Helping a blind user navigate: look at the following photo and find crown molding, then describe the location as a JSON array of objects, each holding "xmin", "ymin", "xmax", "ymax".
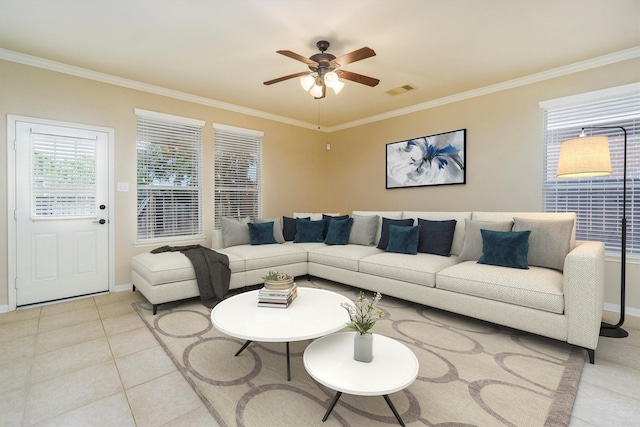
[
  {"xmin": 327, "ymin": 46, "xmax": 640, "ymax": 132},
  {"xmin": 2, "ymin": 46, "xmax": 638, "ymax": 133}
]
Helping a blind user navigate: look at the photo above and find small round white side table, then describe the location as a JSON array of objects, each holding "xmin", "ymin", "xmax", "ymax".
[{"xmin": 304, "ymin": 332, "xmax": 419, "ymax": 426}]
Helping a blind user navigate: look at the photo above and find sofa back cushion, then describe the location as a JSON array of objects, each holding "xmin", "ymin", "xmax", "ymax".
[
  {"xmin": 472, "ymin": 212, "xmax": 577, "ymax": 249},
  {"xmin": 353, "ymin": 211, "xmax": 402, "ymax": 245},
  {"xmin": 403, "ymin": 211, "xmax": 472, "ymax": 256}
]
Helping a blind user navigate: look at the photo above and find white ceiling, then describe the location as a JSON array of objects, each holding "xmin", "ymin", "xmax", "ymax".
[{"xmin": 0, "ymin": 0, "xmax": 639, "ymax": 129}]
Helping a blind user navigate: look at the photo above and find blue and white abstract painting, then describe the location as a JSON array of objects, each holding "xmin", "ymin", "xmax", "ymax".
[{"xmin": 386, "ymin": 129, "xmax": 466, "ymax": 188}]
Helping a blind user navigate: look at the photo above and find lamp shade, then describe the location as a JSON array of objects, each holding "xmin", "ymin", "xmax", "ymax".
[
  {"xmin": 300, "ymin": 75, "xmax": 315, "ymax": 91},
  {"xmin": 557, "ymin": 135, "xmax": 612, "ymax": 178},
  {"xmin": 309, "ymin": 83, "xmax": 323, "ymax": 98}
]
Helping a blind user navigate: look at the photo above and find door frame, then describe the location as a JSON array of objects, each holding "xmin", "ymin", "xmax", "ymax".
[{"xmin": 6, "ymin": 115, "xmax": 115, "ymax": 311}]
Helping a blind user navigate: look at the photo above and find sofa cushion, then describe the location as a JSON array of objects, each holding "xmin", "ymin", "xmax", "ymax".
[
  {"xmin": 403, "ymin": 211, "xmax": 471, "ymax": 256},
  {"xmin": 219, "ymin": 244, "xmax": 307, "ymax": 271},
  {"xmin": 308, "ymin": 244, "xmax": 382, "ymax": 272},
  {"xmin": 353, "ymin": 211, "xmax": 402, "ymax": 245},
  {"xmin": 254, "ymin": 217, "xmax": 285, "ymax": 243},
  {"xmin": 458, "ymin": 219, "xmax": 514, "ymax": 261},
  {"xmin": 348, "ymin": 214, "xmax": 379, "ymax": 246},
  {"xmin": 283, "ymin": 216, "xmax": 309, "ymax": 241},
  {"xmin": 359, "ymin": 252, "xmax": 460, "ymax": 287},
  {"xmin": 386, "ymin": 225, "xmax": 420, "ymax": 255},
  {"xmin": 248, "ymin": 222, "xmax": 278, "ymax": 245},
  {"xmin": 417, "ymin": 219, "xmax": 457, "ymax": 256},
  {"xmin": 294, "ymin": 218, "xmax": 325, "ymax": 243},
  {"xmin": 324, "ymin": 217, "xmax": 353, "ymax": 245},
  {"xmin": 513, "ymin": 217, "xmax": 574, "ymax": 272},
  {"xmin": 220, "ymin": 216, "xmax": 251, "ymax": 248},
  {"xmin": 131, "ymin": 250, "xmax": 244, "ymax": 285},
  {"xmin": 478, "ymin": 229, "xmax": 530, "ymax": 269},
  {"xmin": 436, "ymin": 261, "xmax": 564, "ymax": 314},
  {"xmin": 323, "ymin": 214, "xmax": 350, "ymax": 238},
  {"xmin": 377, "ymin": 218, "xmax": 414, "ymax": 250}
]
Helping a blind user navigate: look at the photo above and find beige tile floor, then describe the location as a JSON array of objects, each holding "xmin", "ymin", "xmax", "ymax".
[{"xmin": 0, "ymin": 289, "xmax": 638, "ymax": 426}]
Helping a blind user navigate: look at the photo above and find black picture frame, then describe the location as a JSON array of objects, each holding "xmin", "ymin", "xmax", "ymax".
[{"xmin": 385, "ymin": 128, "xmax": 466, "ymax": 189}]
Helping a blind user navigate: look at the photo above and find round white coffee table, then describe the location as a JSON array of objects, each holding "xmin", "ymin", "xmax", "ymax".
[
  {"xmin": 211, "ymin": 287, "xmax": 350, "ymax": 380},
  {"xmin": 303, "ymin": 332, "xmax": 419, "ymax": 426}
]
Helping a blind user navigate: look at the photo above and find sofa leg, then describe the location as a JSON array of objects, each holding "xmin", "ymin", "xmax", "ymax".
[
  {"xmin": 153, "ymin": 304, "xmax": 158, "ymax": 315},
  {"xmin": 586, "ymin": 348, "xmax": 595, "ymax": 364},
  {"xmin": 132, "ymin": 284, "xmax": 136, "ymax": 292},
  {"xmin": 307, "ymin": 274, "xmax": 312, "ymax": 281}
]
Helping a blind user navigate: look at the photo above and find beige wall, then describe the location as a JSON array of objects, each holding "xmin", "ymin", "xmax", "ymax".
[
  {"xmin": 326, "ymin": 58, "xmax": 640, "ymax": 314},
  {"xmin": 1, "ymin": 57, "xmax": 639, "ymax": 315},
  {"xmin": 0, "ymin": 60, "xmax": 328, "ymax": 306}
]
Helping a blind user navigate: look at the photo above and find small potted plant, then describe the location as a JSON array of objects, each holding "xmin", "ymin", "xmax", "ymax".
[
  {"xmin": 340, "ymin": 291, "xmax": 383, "ymax": 362},
  {"xmin": 262, "ymin": 271, "xmax": 294, "ymax": 290}
]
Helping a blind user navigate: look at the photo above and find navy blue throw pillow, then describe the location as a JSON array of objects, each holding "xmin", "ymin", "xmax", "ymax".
[
  {"xmin": 324, "ymin": 217, "xmax": 354, "ymax": 245},
  {"xmin": 294, "ymin": 218, "xmax": 325, "ymax": 243},
  {"xmin": 478, "ymin": 229, "xmax": 531, "ymax": 269},
  {"xmin": 322, "ymin": 214, "xmax": 350, "ymax": 238},
  {"xmin": 283, "ymin": 216, "xmax": 309, "ymax": 241},
  {"xmin": 248, "ymin": 222, "xmax": 277, "ymax": 245},
  {"xmin": 377, "ymin": 218, "xmax": 414, "ymax": 250},
  {"xmin": 417, "ymin": 219, "xmax": 457, "ymax": 256},
  {"xmin": 385, "ymin": 225, "xmax": 420, "ymax": 255}
]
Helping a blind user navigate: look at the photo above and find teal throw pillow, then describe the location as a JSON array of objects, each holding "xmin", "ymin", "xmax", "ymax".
[
  {"xmin": 294, "ymin": 218, "xmax": 325, "ymax": 243},
  {"xmin": 377, "ymin": 217, "xmax": 414, "ymax": 250},
  {"xmin": 478, "ymin": 229, "xmax": 531, "ymax": 269},
  {"xmin": 322, "ymin": 214, "xmax": 350, "ymax": 238},
  {"xmin": 385, "ymin": 225, "xmax": 420, "ymax": 255},
  {"xmin": 324, "ymin": 217, "xmax": 354, "ymax": 245},
  {"xmin": 248, "ymin": 222, "xmax": 277, "ymax": 245}
]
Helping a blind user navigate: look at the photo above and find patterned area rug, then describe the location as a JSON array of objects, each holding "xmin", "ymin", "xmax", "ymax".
[{"xmin": 133, "ymin": 279, "xmax": 584, "ymax": 426}]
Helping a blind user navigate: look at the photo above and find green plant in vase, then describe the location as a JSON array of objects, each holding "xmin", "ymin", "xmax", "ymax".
[{"xmin": 340, "ymin": 291, "xmax": 383, "ymax": 335}]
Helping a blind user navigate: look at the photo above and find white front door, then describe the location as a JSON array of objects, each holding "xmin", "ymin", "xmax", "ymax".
[{"xmin": 14, "ymin": 120, "xmax": 110, "ymax": 306}]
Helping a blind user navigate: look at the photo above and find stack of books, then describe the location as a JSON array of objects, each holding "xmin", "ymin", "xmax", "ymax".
[{"xmin": 258, "ymin": 283, "xmax": 298, "ymax": 308}]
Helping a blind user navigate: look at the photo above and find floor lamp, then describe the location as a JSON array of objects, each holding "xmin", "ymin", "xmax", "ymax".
[{"xmin": 557, "ymin": 126, "xmax": 628, "ymax": 338}]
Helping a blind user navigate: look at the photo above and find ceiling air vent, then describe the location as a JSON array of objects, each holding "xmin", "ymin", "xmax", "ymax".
[{"xmin": 385, "ymin": 84, "xmax": 416, "ymax": 96}]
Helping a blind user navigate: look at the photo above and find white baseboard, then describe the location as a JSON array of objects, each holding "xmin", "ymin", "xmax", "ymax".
[
  {"xmin": 0, "ymin": 304, "xmax": 9, "ymax": 314},
  {"xmin": 603, "ymin": 303, "xmax": 640, "ymax": 318},
  {"xmin": 114, "ymin": 283, "xmax": 134, "ymax": 292}
]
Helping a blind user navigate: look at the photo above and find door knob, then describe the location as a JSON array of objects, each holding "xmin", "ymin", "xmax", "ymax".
[{"xmin": 93, "ymin": 219, "xmax": 106, "ymax": 224}]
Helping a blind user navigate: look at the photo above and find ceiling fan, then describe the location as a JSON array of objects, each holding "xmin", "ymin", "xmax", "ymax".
[{"xmin": 263, "ymin": 40, "xmax": 380, "ymax": 99}]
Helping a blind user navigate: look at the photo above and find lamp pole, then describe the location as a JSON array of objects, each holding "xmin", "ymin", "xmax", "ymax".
[{"xmin": 583, "ymin": 126, "xmax": 628, "ymax": 338}]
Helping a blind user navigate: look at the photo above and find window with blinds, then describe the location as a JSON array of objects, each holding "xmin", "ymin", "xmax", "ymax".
[
  {"xmin": 31, "ymin": 133, "xmax": 97, "ymax": 218},
  {"xmin": 541, "ymin": 84, "xmax": 639, "ymax": 256},
  {"xmin": 213, "ymin": 124, "xmax": 263, "ymax": 229},
  {"xmin": 136, "ymin": 109, "xmax": 204, "ymax": 241}
]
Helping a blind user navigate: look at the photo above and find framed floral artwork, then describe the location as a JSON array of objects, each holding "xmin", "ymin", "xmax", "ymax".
[{"xmin": 386, "ymin": 128, "xmax": 466, "ymax": 189}]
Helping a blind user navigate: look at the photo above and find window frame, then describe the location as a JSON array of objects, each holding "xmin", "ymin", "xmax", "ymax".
[{"xmin": 135, "ymin": 109, "xmax": 205, "ymax": 243}]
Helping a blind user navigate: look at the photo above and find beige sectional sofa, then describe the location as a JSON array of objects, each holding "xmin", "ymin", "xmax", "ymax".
[{"xmin": 130, "ymin": 210, "xmax": 605, "ymax": 363}]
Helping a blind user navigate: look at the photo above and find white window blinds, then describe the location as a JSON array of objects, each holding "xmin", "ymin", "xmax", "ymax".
[
  {"xmin": 31, "ymin": 133, "xmax": 97, "ymax": 218},
  {"xmin": 541, "ymin": 86, "xmax": 640, "ymax": 256},
  {"xmin": 213, "ymin": 124, "xmax": 263, "ymax": 229},
  {"xmin": 136, "ymin": 110, "xmax": 204, "ymax": 241}
]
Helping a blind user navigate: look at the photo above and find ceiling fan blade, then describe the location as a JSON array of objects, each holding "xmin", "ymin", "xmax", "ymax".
[
  {"xmin": 331, "ymin": 47, "xmax": 376, "ymax": 67},
  {"xmin": 263, "ymin": 71, "xmax": 312, "ymax": 85},
  {"xmin": 337, "ymin": 70, "xmax": 380, "ymax": 87},
  {"xmin": 277, "ymin": 50, "xmax": 318, "ymax": 66}
]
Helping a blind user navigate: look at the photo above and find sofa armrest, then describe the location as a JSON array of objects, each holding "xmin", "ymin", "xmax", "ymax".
[
  {"xmin": 212, "ymin": 229, "xmax": 224, "ymax": 250},
  {"xmin": 563, "ymin": 240, "xmax": 605, "ymax": 350}
]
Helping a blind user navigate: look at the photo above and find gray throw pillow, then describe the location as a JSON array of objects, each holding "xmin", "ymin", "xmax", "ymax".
[
  {"xmin": 349, "ymin": 214, "xmax": 380, "ymax": 246},
  {"xmin": 220, "ymin": 217, "xmax": 250, "ymax": 248},
  {"xmin": 254, "ymin": 217, "xmax": 285, "ymax": 243},
  {"xmin": 513, "ymin": 217, "xmax": 574, "ymax": 271},
  {"xmin": 458, "ymin": 219, "xmax": 513, "ymax": 261}
]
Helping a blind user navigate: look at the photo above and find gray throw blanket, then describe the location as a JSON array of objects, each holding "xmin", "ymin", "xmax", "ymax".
[{"xmin": 151, "ymin": 245, "xmax": 230, "ymax": 308}]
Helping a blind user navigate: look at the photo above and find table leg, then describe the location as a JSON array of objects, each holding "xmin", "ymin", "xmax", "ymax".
[
  {"xmin": 234, "ymin": 340, "xmax": 252, "ymax": 356},
  {"xmin": 322, "ymin": 391, "xmax": 343, "ymax": 422},
  {"xmin": 286, "ymin": 342, "xmax": 291, "ymax": 381},
  {"xmin": 383, "ymin": 394, "xmax": 405, "ymax": 426}
]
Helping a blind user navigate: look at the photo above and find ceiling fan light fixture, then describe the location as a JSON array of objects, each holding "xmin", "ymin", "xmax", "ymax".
[
  {"xmin": 310, "ymin": 83, "xmax": 324, "ymax": 98},
  {"xmin": 331, "ymin": 79, "xmax": 345, "ymax": 95},
  {"xmin": 300, "ymin": 75, "xmax": 315, "ymax": 91},
  {"xmin": 324, "ymin": 71, "xmax": 339, "ymax": 88}
]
